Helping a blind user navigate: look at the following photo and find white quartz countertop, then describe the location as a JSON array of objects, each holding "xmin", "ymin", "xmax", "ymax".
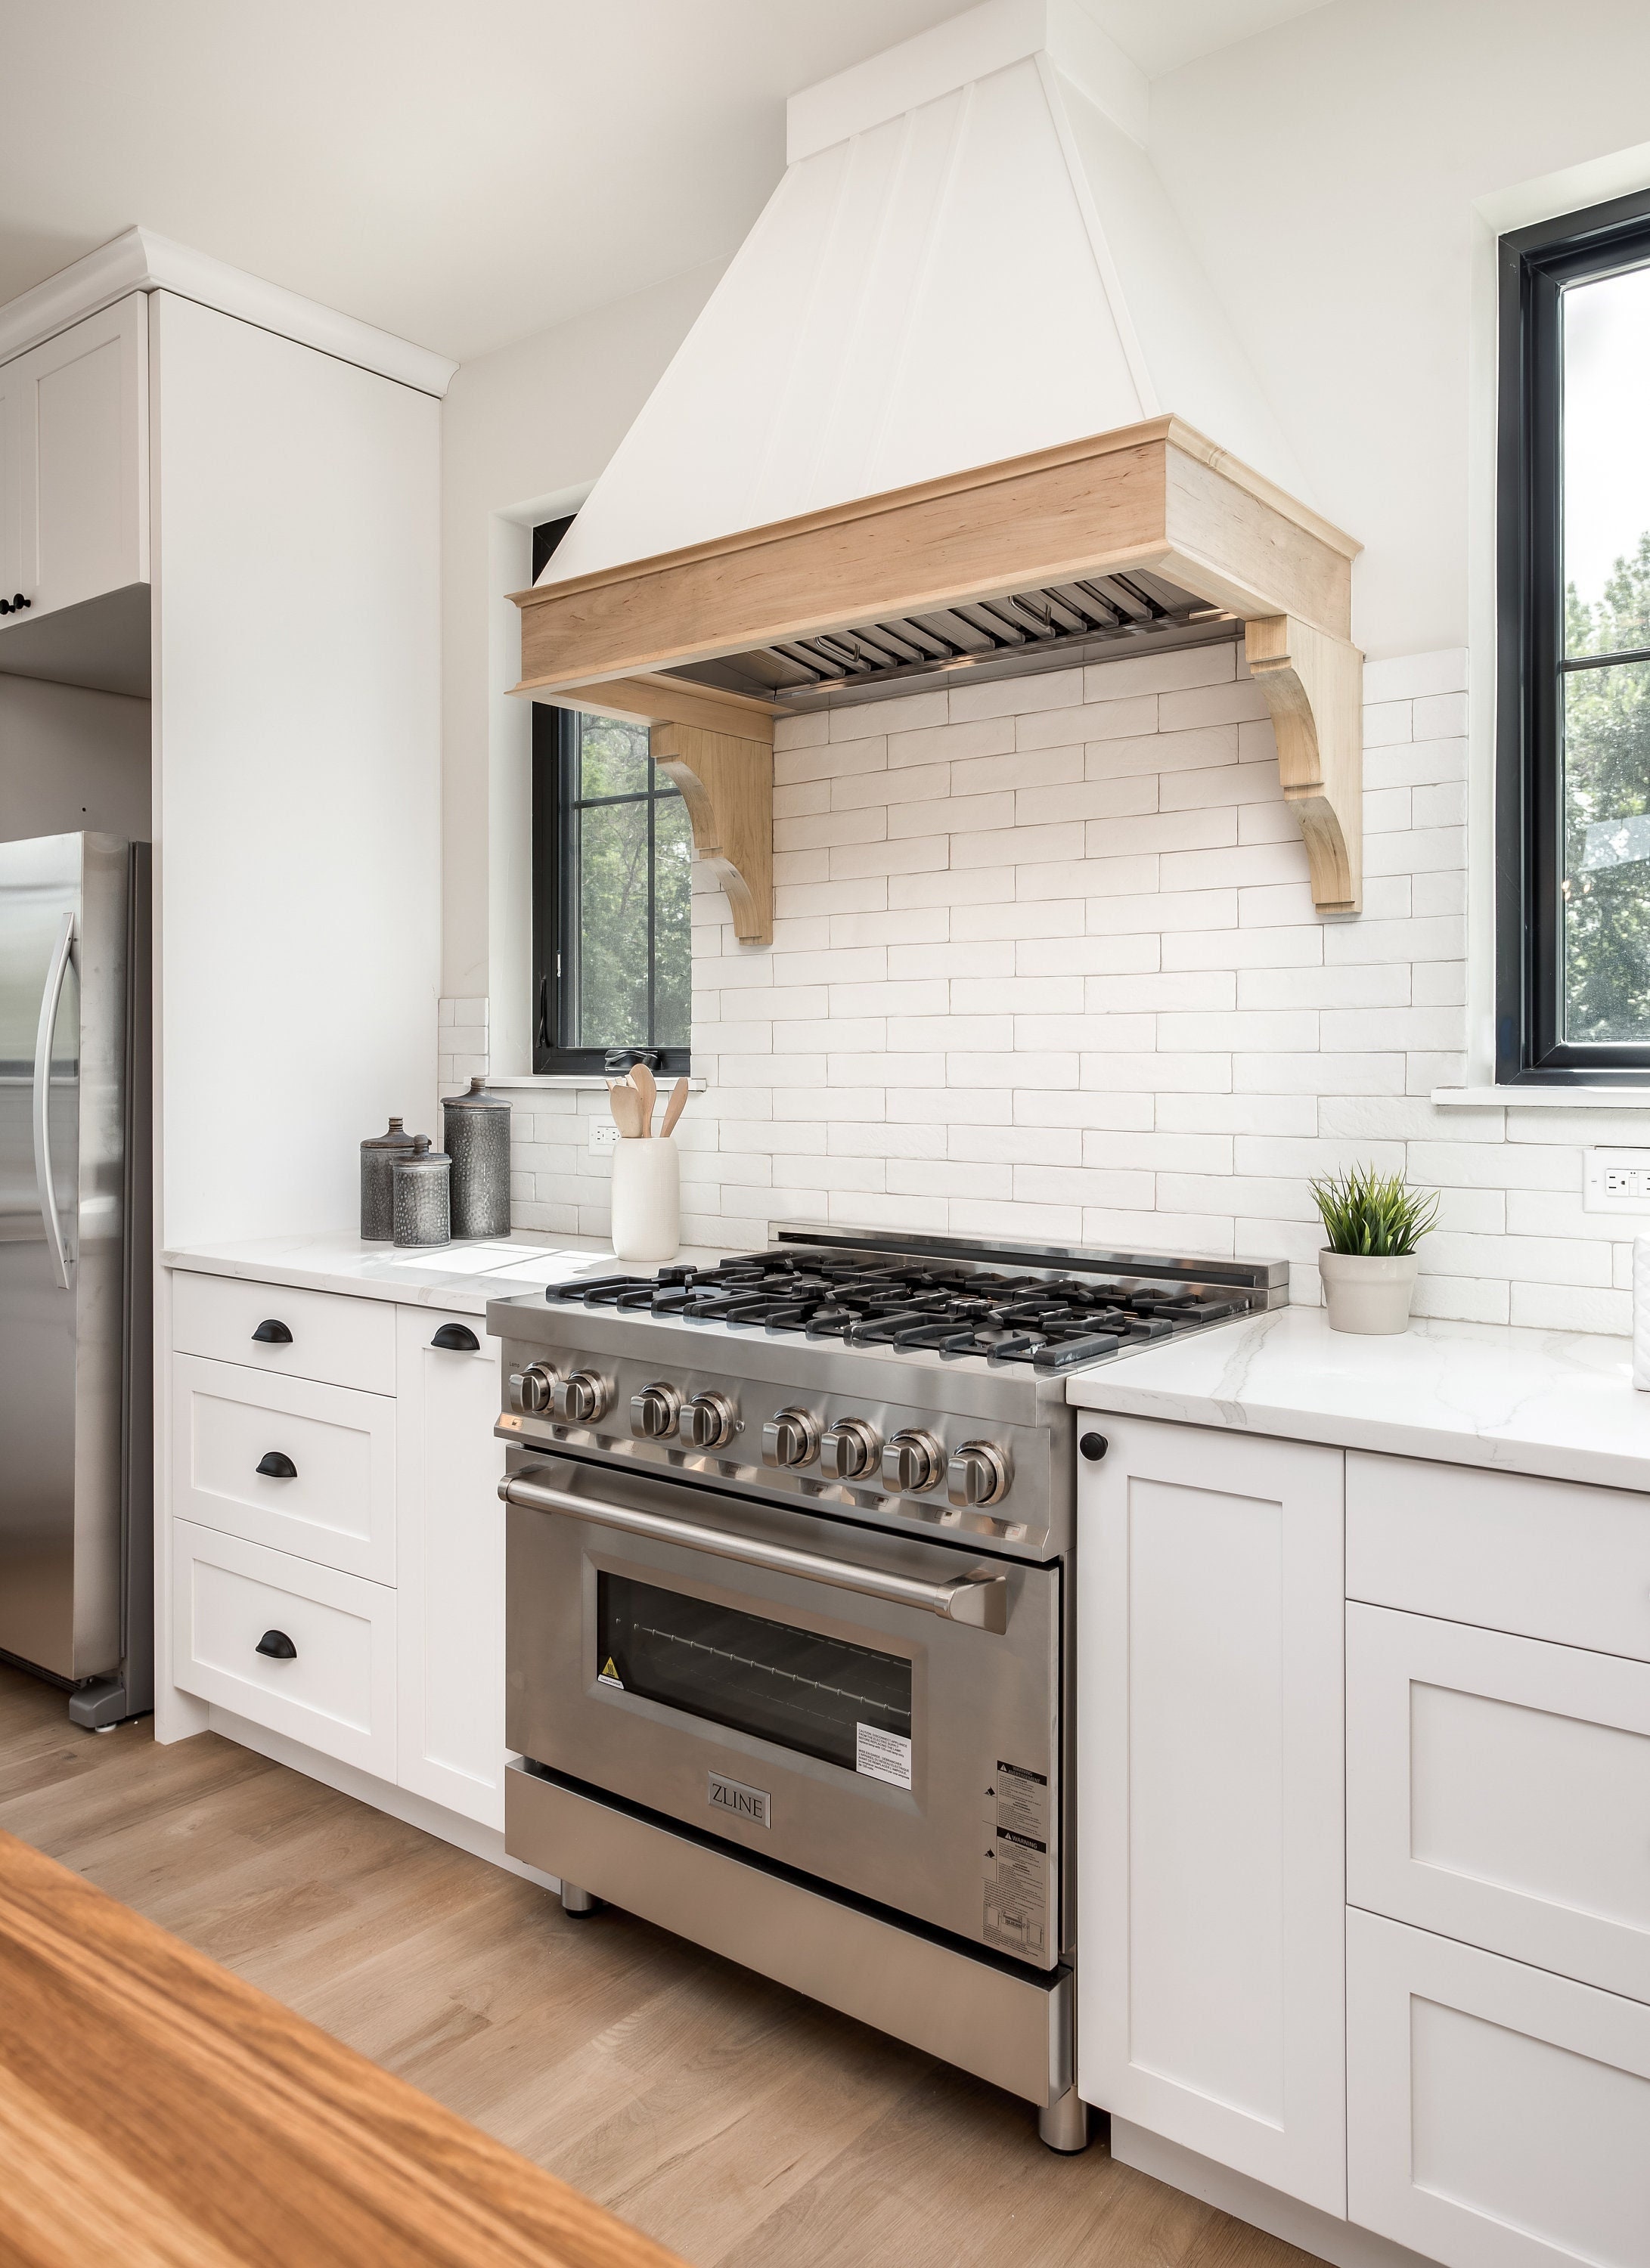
[
  {"xmin": 163, "ymin": 1232, "xmax": 736, "ymax": 1320},
  {"xmin": 1067, "ymin": 1304, "xmax": 1650, "ymax": 1493}
]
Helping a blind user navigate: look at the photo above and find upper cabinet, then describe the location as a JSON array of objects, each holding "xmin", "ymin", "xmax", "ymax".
[{"xmin": 0, "ymin": 291, "xmax": 148, "ymax": 631}]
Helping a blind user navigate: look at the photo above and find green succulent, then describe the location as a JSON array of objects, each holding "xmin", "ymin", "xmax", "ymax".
[{"xmin": 1309, "ymin": 1164, "xmax": 1439, "ymax": 1257}]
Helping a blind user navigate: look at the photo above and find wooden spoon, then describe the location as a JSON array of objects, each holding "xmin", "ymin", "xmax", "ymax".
[
  {"xmin": 659, "ymin": 1078, "xmax": 689, "ymax": 1139},
  {"xmin": 608, "ymin": 1081, "xmax": 643, "ymax": 1139},
  {"xmin": 631, "ymin": 1061, "xmax": 657, "ymax": 1135}
]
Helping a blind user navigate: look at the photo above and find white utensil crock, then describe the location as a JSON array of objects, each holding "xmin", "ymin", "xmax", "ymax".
[
  {"xmin": 611, "ymin": 1135, "xmax": 680, "ymax": 1263},
  {"xmin": 1318, "ymin": 1249, "xmax": 1419, "ymax": 1335}
]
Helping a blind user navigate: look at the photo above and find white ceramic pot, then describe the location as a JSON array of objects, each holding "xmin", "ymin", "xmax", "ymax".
[
  {"xmin": 1318, "ymin": 1249, "xmax": 1419, "ymax": 1335},
  {"xmin": 611, "ymin": 1135, "xmax": 681, "ymax": 1263}
]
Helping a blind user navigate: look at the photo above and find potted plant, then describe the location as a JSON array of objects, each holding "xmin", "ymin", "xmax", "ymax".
[{"xmin": 1308, "ymin": 1164, "xmax": 1439, "ymax": 1335}]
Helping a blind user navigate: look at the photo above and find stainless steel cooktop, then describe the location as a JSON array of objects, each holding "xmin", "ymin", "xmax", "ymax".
[{"xmin": 492, "ymin": 1223, "xmax": 1288, "ymax": 1563}]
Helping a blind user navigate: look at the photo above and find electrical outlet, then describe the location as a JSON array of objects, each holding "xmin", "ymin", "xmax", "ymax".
[
  {"xmin": 588, "ymin": 1120, "xmax": 619, "ymax": 1154},
  {"xmin": 1583, "ymin": 1147, "xmax": 1650, "ymax": 1212}
]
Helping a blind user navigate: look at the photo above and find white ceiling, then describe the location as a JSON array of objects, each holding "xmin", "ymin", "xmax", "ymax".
[{"xmin": 0, "ymin": 0, "xmax": 1335, "ymax": 367}]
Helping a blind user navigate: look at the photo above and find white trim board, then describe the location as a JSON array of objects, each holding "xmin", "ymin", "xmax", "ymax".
[
  {"xmin": 1110, "ymin": 2120, "xmax": 1438, "ymax": 2268},
  {"xmin": 0, "ymin": 227, "xmax": 456, "ymax": 397},
  {"xmin": 1433, "ymin": 1086, "xmax": 1650, "ymax": 1111},
  {"xmin": 208, "ymin": 1706, "xmax": 560, "ymax": 1892}
]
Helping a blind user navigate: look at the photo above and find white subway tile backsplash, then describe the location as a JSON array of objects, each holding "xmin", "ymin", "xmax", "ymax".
[
  {"xmin": 495, "ymin": 649, "xmax": 1630, "ymax": 1335},
  {"xmin": 1083, "ymin": 643, "xmax": 1235, "ymax": 701},
  {"xmin": 1362, "ymin": 649, "xmax": 1468, "ymax": 704}
]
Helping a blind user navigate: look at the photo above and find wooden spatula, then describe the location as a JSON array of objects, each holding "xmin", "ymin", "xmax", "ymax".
[
  {"xmin": 608, "ymin": 1081, "xmax": 644, "ymax": 1139},
  {"xmin": 659, "ymin": 1078, "xmax": 689, "ymax": 1139},
  {"xmin": 631, "ymin": 1061, "xmax": 657, "ymax": 1135}
]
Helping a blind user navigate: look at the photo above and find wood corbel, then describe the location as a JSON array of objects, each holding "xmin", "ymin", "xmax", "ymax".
[
  {"xmin": 650, "ymin": 723, "xmax": 773, "ymax": 947},
  {"xmin": 1244, "ymin": 615, "xmax": 1363, "ymax": 916}
]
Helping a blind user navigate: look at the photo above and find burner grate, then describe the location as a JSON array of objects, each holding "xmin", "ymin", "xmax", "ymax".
[{"xmin": 545, "ymin": 1247, "xmax": 1248, "ymax": 1371}]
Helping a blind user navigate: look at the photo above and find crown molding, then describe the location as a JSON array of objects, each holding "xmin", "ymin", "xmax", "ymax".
[{"xmin": 0, "ymin": 227, "xmax": 456, "ymax": 396}]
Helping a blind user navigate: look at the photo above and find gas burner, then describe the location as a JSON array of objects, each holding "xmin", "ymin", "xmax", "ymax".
[{"xmin": 547, "ymin": 1245, "xmax": 1251, "ymax": 1371}]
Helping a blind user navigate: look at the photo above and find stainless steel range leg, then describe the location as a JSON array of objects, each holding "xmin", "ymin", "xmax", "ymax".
[
  {"xmin": 1037, "ymin": 2087, "xmax": 1090, "ymax": 2152},
  {"xmin": 560, "ymin": 1882, "xmax": 600, "ymax": 1917}
]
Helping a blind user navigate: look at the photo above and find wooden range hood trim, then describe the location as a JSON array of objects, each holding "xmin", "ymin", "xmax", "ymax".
[{"xmin": 510, "ymin": 417, "xmax": 1366, "ymax": 928}]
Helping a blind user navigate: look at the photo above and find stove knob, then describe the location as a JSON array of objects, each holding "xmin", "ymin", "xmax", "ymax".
[
  {"xmin": 678, "ymin": 1390, "xmax": 737, "ymax": 1450},
  {"xmin": 551, "ymin": 1370, "xmax": 610, "ymax": 1424},
  {"xmin": 509, "ymin": 1364, "xmax": 557, "ymax": 1415},
  {"xmin": 947, "ymin": 1439, "xmax": 1011, "ymax": 1509},
  {"xmin": 882, "ymin": 1429, "xmax": 944, "ymax": 1495},
  {"xmin": 761, "ymin": 1407, "xmax": 822, "ymax": 1469},
  {"xmin": 630, "ymin": 1381, "xmax": 682, "ymax": 1439},
  {"xmin": 819, "ymin": 1418, "xmax": 880, "ymax": 1482}
]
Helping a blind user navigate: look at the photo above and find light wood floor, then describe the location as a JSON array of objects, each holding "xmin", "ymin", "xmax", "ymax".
[{"xmin": 0, "ymin": 1663, "xmax": 1328, "ymax": 2268}]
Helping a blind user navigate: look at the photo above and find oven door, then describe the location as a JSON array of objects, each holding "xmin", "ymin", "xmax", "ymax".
[{"xmin": 504, "ymin": 1452, "xmax": 1060, "ymax": 1967}]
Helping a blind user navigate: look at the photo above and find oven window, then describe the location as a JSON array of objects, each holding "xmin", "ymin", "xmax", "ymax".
[{"xmin": 596, "ymin": 1573, "xmax": 912, "ymax": 1771}]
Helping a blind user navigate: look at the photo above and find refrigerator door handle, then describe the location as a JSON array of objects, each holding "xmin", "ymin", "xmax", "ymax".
[{"xmin": 33, "ymin": 909, "xmax": 76, "ymax": 1291}]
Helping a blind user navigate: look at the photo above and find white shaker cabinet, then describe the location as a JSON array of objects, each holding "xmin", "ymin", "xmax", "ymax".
[
  {"xmin": 1078, "ymin": 1416, "xmax": 1348, "ymax": 2216},
  {"xmin": 1348, "ymin": 1907, "xmax": 1650, "ymax": 2268},
  {"xmin": 394, "ymin": 1306, "xmax": 507, "ymax": 1829},
  {"xmin": 0, "ymin": 292, "xmax": 147, "ymax": 625}
]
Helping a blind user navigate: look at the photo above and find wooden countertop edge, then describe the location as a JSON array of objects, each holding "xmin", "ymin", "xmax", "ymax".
[{"xmin": 0, "ymin": 1829, "xmax": 686, "ymax": 2268}]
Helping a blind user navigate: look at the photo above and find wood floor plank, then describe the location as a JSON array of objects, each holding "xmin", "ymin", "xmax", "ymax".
[
  {"xmin": 0, "ymin": 1826, "xmax": 683, "ymax": 2268},
  {"xmin": 0, "ymin": 1664, "xmax": 1331, "ymax": 2268}
]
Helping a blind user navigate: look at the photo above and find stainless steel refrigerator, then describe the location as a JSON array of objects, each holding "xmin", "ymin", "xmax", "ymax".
[{"xmin": 0, "ymin": 833, "xmax": 150, "ymax": 1727}]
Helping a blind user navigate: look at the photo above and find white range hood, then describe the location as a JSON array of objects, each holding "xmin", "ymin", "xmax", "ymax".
[
  {"xmin": 540, "ymin": 0, "xmax": 1310, "ymax": 590},
  {"xmin": 513, "ymin": 0, "xmax": 1363, "ymax": 935}
]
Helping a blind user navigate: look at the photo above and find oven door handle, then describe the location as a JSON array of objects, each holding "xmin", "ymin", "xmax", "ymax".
[{"xmin": 499, "ymin": 1470, "xmax": 1008, "ymax": 1632}]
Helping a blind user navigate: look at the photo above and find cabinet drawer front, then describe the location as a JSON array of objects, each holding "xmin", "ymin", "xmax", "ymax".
[
  {"xmin": 172, "ymin": 1520, "xmax": 395, "ymax": 1779},
  {"xmin": 1348, "ymin": 1452, "xmax": 1650, "ymax": 1663},
  {"xmin": 172, "ymin": 1271, "xmax": 396, "ymax": 1396},
  {"xmin": 1348, "ymin": 1606, "xmax": 1650, "ymax": 2005},
  {"xmin": 1348, "ymin": 1910, "xmax": 1650, "ymax": 2268},
  {"xmin": 172, "ymin": 1356, "xmax": 395, "ymax": 1582}
]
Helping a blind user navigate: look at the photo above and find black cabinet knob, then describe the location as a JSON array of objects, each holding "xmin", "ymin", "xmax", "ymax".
[
  {"xmin": 0, "ymin": 593, "xmax": 29, "ymax": 615},
  {"xmin": 430, "ymin": 1322, "xmax": 479, "ymax": 1352},
  {"xmin": 1078, "ymin": 1431, "xmax": 1109, "ymax": 1462},
  {"xmin": 256, "ymin": 1451, "xmax": 297, "ymax": 1479},
  {"xmin": 252, "ymin": 1319, "xmax": 293, "ymax": 1344},
  {"xmin": 255, "ymin": 1629, "xmax": 296, "ymax": 1660}
]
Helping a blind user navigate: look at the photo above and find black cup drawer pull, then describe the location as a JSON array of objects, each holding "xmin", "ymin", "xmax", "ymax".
[
  {"xmin": 255, "ymin": 1630, "xmax": 296, "ymax": 1660},
  {"xmin": 252, "ymin": 1319, "xmax": 293, "ymax": 1344},
  {"xmin": 430, "ymin": 1323, "xmax": 479, "ymax": 1352},
  {"xmin": 256, "ymin": 1451, "xmax": 297, "ymax": 1479}
]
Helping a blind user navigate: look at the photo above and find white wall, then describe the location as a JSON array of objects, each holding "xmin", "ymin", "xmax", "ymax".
[
  {"xmin": 1149, "ymin": 0, "xmax": 1650, "ymax": 662},
  {"xmin": 439, "ymin": 261, "xmax": 725, "ymax": 1055},
  {"xmin": 0, "ymin": 674, "xmax": 150, "ymax": 841}
]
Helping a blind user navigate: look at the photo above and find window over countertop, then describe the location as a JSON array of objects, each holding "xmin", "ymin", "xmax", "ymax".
[
  {"xmin": 1497, "ymin": 187, "xmax": 1650, "ymax": 1083},
  {"xmin": 529, "ymin": 516, "xmax": 691, "ymax": 1079}
]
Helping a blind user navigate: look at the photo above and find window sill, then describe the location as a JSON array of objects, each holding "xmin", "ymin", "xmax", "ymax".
[
  {"xmin": 485, "ymin": 1074, "xmax": 705, "ymax": 1092},
  {"xmin": 1432, "ymin": 1085, "xmax": 1650, "ymax": 1110}
]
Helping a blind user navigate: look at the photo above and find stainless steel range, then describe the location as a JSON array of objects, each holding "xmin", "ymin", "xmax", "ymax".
[{"xmin": 491, "ymin": 1222, "xmax": 1287, "ymax": 2151}]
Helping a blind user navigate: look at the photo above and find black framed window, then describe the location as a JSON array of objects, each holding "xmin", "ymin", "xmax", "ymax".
[
  {"xmin": 529, "ymin": 519, "xmax": 691, "ymax": 1076},
  {"xmin": 1499, "ymin": 187, "xmax": 1650, "ymax": 1082}
]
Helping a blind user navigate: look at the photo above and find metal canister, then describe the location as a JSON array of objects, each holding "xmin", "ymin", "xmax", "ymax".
[
  {"xmin": 360, "ymin": 1116, "xmax": 418, "ymax": 1241},
  {"xmin": 442, "ymin": 1076, "xmax": 512, "ymax": 1239},
  {"xmin": 391, "ymin": 1135, "xmax": 451, "ymax": 1247}
]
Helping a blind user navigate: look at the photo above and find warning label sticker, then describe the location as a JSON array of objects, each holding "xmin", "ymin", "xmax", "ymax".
[
  {"xmin": 597, "ymin": 1656, "xmax": 624, "ymax": 1689},
  {"xmin": 991, "ymin": 1758, "xmax": 1050, "ymax": 1843},
  {"xmin": 855, "ymin": 1721, "xmax": 913, "ymax": 1789},
  {"xmin": 982, "ymin": 1760, "xmax": 1050, "ymax": 1956}
]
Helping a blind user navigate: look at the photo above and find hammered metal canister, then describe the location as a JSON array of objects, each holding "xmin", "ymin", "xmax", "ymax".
[
  {"xmin": 360, "ymin": 1116, "xmax": 418, "ymax": 1241},
  {"xmin": 442, "ymin": 1076, "xmax": 512, "ymax": 1239},
  {"xmin": 391, "ymin": 1135, "xmax": 451, "ymax": 1247}
]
